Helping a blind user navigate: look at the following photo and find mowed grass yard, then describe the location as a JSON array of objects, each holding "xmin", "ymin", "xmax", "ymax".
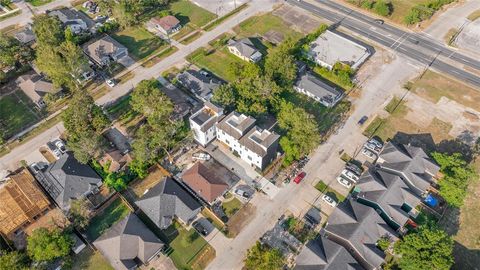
[
  {"xmin": 410, "ymin": 70, "xmax": 480, "ymax": 111},
  {"xmin": 233, "ymin": 13, "xmax": 302, "ymax": 39},
  {"xmin": 187, "ymin": 47, "xmax": 246, "ymax": 82},
  {"xmin": 222, "ymin": 197, "xmax": 243, "ymax": 218},
  {"xmin": 112, "ymin": 26, "xmax": 167, "ymax": 60},
  {"xmin": 72, "ymin": 248, "xmax": 113, "ymax": 270},
  {"xmin": 169, "ymin": 0, "xmax": 216, "ymax": 27},
  {"xmin": 85, "ymin": 198, "xmax": 131, "ymax": 240},
  {"xmin": 164, "ymin": 221, "xmax": 215, "ymax": 270},
  {"xmin": 0, "ymin": 91, "xmax": 40, "ymax": 140}
]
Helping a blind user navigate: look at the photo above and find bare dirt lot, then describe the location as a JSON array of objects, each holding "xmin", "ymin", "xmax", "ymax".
[
  {"xmin": 272, "ymin": 4, "xmax": 326, "ymax": 34},
  {"xmin": 226, "ymin": 203, "xmax": 256, "ymax": 237}
]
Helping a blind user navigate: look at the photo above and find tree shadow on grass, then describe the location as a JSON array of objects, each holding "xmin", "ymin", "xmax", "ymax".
[{"xmin": 452, "ymin": 242, "xmax": 480, "ymax": 270}]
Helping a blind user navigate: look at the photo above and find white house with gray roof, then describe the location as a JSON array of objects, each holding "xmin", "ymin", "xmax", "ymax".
[
  {"xmin": 189, "ymin": 102, "xmax": 223, "ymax": 147},
  {"xmin": 136, "ymin": 178, "xmax": 201, "ymax": 229},
  {"xmin": 35, "ymin": 153, "xmax": 103, "ymax": 210},
  {"xmin": 216, "ymin": 111, "xmax": 279, "ymax": 170},
  {"xmin": 227, "ymin": 38, "xmax": 262, "ymax": 63},
  {"xmin": 48, "ymin": 7, "xmax": 94, "ymax": 34},
  {"xmin": 294, "ymin": 71, "xmax": 344, "ymax": 107}
]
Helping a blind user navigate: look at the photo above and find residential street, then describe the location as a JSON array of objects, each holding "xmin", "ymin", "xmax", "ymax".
[
  {"xmin": 0, "ymin": 0, "xmax": 72, "ymax": 29},
  {"xmin": 206, "ymin": 53, "xmax": 422, "ymax": 270},
  {"xmin": 0, "ymin": 0, "xmax": 277, "ymax": 171}
]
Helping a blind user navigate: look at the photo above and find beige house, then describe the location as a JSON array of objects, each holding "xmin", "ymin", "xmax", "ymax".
[
  {"xmin": 227, "ymin": 38, "xmax": 262, "ymax": 63},
  {"xmin": 16, "ymin": 73, "xmax": 60, "ymax": 107},
  {"xmin": 83, "ymin": 35, "xmax": 128, "ymax": 66}
]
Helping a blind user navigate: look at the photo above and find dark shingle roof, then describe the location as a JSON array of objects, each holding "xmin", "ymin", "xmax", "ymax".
[
  {"xmin": 136, "ymin": 178, "xmax": 201, "ymax": 229},
  {"xmin": 238, "ymin": 126, "xmax": 280, "ymax": 157},
  {"xmin": 38, "ymin": 153, "xmax": 102, "ymax": 209},
  {"xmin": 94, "ymin": 214, "xmax": 164, "ymax": 270},
  {"xmin": 227, "ymin": 38, "xmax": 260, "ymax": 58},
  {"xmin": 177, "ymin": 70, "xmax": 221, "ymax": 100},
  {"xmin": 295, "ymin": 235, "xmax": 365, "ymax": 270},
  {"xmin": 378, "ymin": 142, "xmax": 440, "ymax": 195}
]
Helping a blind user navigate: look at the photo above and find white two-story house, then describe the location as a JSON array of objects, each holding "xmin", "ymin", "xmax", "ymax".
[
  {"xmin": 189, "ymin": 102, "xmax": 223, "ymax": 147},
  {"xmin": 216, "ymin": 112, "xmax": 279, "ymax": 170}
]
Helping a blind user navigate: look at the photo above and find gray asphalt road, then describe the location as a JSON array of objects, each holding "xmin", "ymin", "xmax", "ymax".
[{"xmin": 288, "ymin": 0, "xmax": 480, "ymax": 88}]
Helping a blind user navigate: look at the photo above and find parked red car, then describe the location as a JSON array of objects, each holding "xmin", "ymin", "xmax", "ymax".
[{"xmin": 293, "ymin": 172, "xmax": 306, "ymax": 184}]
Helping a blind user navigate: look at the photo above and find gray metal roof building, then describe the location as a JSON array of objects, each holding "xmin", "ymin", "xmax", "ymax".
[{"xmin": 294, "ymin": 71, "xmax": 344, "ymax": 107}]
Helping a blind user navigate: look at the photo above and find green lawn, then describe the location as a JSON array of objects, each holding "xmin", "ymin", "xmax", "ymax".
[
  {"xmin": 315, "ymin": 181, "xmax": 346, "ymax": 202},
  {"xmin": 112, "ymin": 26, "xmax": 167, "ymax": 60},
  {"xmin": 172, "ymin": 24, "xmax": 197, "ymax": 41},
  {"xmin": 26, "ymin": 0, "xmax": 53, "ymax": 6},
  {"xmin": 165, "ymin": 222, "xmax": 215, "ymax": 270},
  {"xmin": 0, "ymin": 91, "xmax": 39, "ymax": 141},
  {"xmin": 234, "ymin": 13, "xmax": 302, "ymax": 39},
  {"xmin": 72, "ymin": 248, "xmax": 113, "ymax": 270},
  {"xmin": 222, "ymin": 198, "xmax": 243, "ymax": 218},
  {"xmin": 85, "ymin": 198, "xmax": 131, "ymax": 240},
  {"xmin": 169, "ymin": 0, "xmax": 216, "ymax": 27},
  {"xmin": 187, "ymin": 47, "xmax": 246, "ymax": 82}
]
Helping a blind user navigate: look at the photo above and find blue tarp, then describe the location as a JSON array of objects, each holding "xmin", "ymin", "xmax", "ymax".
[{"xmin": 424, "ymin": 194, "xmax": 438, "ymax": 207}]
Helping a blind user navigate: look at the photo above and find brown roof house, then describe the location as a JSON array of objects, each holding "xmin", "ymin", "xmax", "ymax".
[
  {"xmin": 83, "ymin": 35, "xmax": 128, "ymax": 66},
  {"xmin": 150, "ymin": 15, "xmax": 181, "ymax": 35},
  {"xmin": 16, "ymin": 73, "xmax": 61, "ymax": 108},
  {"xmin": 94, "ymin": 213, "xmax": 164, "ymax": 270},
  {"xmin": 0, "ymin": 169, "xmax": 51, "ymax": 241},
  {"xmin": 182, "ymin": 162, "xmax": 229, "ymax": 204},
  {"xmin": 99, "ymin": 150, "xmax": 132, "ymax": 173}
]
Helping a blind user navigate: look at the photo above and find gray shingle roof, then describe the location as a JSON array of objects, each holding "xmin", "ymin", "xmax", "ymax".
[
  {"xmin": 136, "ymin": 178, "xmax": 201, "ymax": 229},
  {"xmin": 378, "ymin": 142, "xmax": 440, "ymax": 195},
  {"xmin": 37, "ymin": 153, "xmax": 102, "ymax": 209},
  {"xmin": 295, "ymin": 235, "xmax": 365, "ymax": 270},
  {"xmin": 238, "ymin": 126, "xmax": 280, "ymax": 157},
  {"xmin": 356, "ymin": 168, "xmax": 422, "ymax": 227},
  {"xmin": 216, "ymin": 111, "xmax": 256, "ymax": 140},
  {"xmin": 176, "ymin": 70, "xmax": 221, "ymax": 100},
  {"xmin": 227, "ymin": 38, "xmax": 260, "ymax": 59},
  {"xmin": 325, "ymin": 199, "xmax": 397, "ymax": 269},
  {"xmin": 294, "ymin": 72, "xmax": 343, "ymax": 105},
  {"xmin": 94, "ymin": 213, "xmax": 164, "ymax": 270}
]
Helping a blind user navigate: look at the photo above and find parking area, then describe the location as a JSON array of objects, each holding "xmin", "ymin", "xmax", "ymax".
[
  {"xmin": 191, "ymin": 0, "xmax": 248, "ymax": 17},
  {"xmin": 271, "ymin": 4, "xmax": 325, "ymax": 34}
]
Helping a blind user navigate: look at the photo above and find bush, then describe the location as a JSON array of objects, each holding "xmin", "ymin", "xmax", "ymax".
[
  {"xmin": 361, "ymin": 0, "xmax": 374, "ymax": 9},
  {"xmin": 373, "ymin": 1, "xmax": 392, "ymax": 16}
]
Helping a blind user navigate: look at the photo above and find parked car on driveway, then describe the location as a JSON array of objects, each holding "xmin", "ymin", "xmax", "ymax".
[
  {"xmin": 341, "ymin": 169, "xmax": 359, "ymax": 182},
  {"xmin": 235, "ymin": 189, "xmax": 250, "ymax": 199},
  {"xmin": 106, "ymin": 79, "xmax": 116, "ymax": 87},
  {"xmin": 345, "ymin": 163, "xmax": 362, "ymax": 176},
  {"xmin": 364, "ymin": 141, "xmax": 381, "ymax": 153},
  {"xmin": 322, "ymin": 194, "xmax": 337, "ymax": 207},
  {"xmin": 337, "ymin": 176, "xmax": 352, "ymax": 188},
  {"xmin": 193, "ymin": 221, "xmax": 209, "ymax": 236},
  {"xmin": 293, "ymin": 171, "xmax": 306, "ymax": 184},
  {"xmin": 358, "ymin": 116, "xmax": 368, "ymax": 125},
  {"xmin": 362, "ymin": 147, "xmax": 378, "ymax": 159},
  {"xmin": 54, "ymin": 139, "xmax": 66, "ymax": 154},
  {"xmin": 193, "ymin": 152, "xmax": 211, "ymax": 161},
  {"xmin": 368, "ymin": 138, "xmax": 383, "ymax": 149}
]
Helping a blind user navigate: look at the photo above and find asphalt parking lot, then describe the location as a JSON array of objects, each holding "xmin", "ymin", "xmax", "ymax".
[{"xmin": 192, "ymin": 0, "xmax": 248, "ymax": 17}]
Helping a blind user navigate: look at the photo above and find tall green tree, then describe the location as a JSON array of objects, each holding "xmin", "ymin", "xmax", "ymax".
[
  {"xmin": 277, "ymin": 101, "xmax": 320, "ymax": 164},
  {"xmin": 62, "ymin": 92, "xmax": 109, "ymax": 163},
  {"xmin": 234, "ymin": 76, "xmax": 281, "ymax": 116},
  {"xmin": 130, "ymin": 79, "xmax": 173, "ymax": 120},
  {"xmin": 244, "ymin": 242, "xmax": 285, "ymax": 270},
  {"xmin": 32, "ymin": 15, "xmax": 64, "ymax": 47},
  {"xmin": 0, "ymin": 251, "xmax": 30, "ymax": 270},
  {"xmin": 264, "ymin": 38, "xmax": 298, "ymax": 88},
  {"xmin": 394, "ymin": 225, "xmax": 454, "ymax": 270},
  {"xmin": 27, "ymin": 228, "xmax": 73, "ymax": 262},
  {"xmin": 68, "ymin": 198, "xmax": 91, "ymax": 229},
  {"xmin": 211, "ymin": 84, "xmax": 237, "ymax": 110},
  {"xmin": 432, "ymin": 152, "xmax": 476, "ymax": 207},
  {"xmin": 0, "ymin": 34, "xmax": 34, "ymax": 69}
]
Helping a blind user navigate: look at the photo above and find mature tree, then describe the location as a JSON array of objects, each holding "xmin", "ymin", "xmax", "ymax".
[
  {"xmin": 264, "ymin": 38, "xmax": 298, "ymax": 88},
  {"xmin": 27, "ymin": 228, "xmax": 73, "ymax": 262},
  {"xmin": 128, "ymin": 158, "xmax": 149, "ymax": 179},
  {"xmin": 244, "ymin": 242, "xmax": 285, "ymax": 270},
  {"xmin": 110, "ymin": 0, "xmax": 144, "ymax": 27},
  {"xmin": 211, "ymin": 84, "xmax": 237, "ymax": 110},
  {"xmin": 432, "ymin": 152, "xmax": 476, "ymax": 207},
  {"xmin": 62, "ymin": 92, "xmax": 110, "ymax": 163},
  {"xmin": 277, "ymin": 101, "xmax": 320, "ymax": 164},
  {"xmin": 0, "ymin": 34, "xmax": 34, "ymax": 69},
  {"xmin": 68, "ymin": 198, "xmax": 92, "ymax": 229},
  {"xmin": 228, "ymin": 61, "xmax": 261, "ymax": 81},
  {"xmin": 32, "ymin": 15, "xmax": 64, "ymax": 47},
  {"xmin": 130, "ymin": 79, "xmax": 173, "ymax": 120},
  {"xmin": 373, "ymin": 0, "xmax": 392, "ymax": 16},
  {"xmin": 104, "ymin": 172, "xmax": 128, "ymax": 191},
  {"xmin": 394, "ymin": 225, "xmax": 454, "ymax": 270},
  {"xmin": 0, "ymin": 251, "xmax": 30, "ymax": 270},
  {"xmin": 234, "ymin": 76, "xmax": 282, "ymax": 116}
]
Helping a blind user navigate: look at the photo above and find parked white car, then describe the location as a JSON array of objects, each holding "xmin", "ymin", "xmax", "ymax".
[
  {"xmin": 106, "ymin": 79, "xmax": 116, "ymax": 87},
  {"xmin": 322, "ymin": 194, "xmax": 337, "ymax": 207},
  {"xmin": 362, "ymin": 147, "xmax": 378, "ymax": 159},
  {"xmin": 192, "ymin": 152, "xmax": 211, "ymax": 161},
  {"xmin": 341, "ymin": 169, "xmax": 359, "ymax": 183},
  {"xmin": 337, "ymin": 176, "xmax": 352, "ymax": 188},
  {"xmin": 368, "ymin": 138, "xmax": 383, "ymax": 149},
  {"xmin": 54, "ymin": 140, "xmax": 66, "ymax": 154}
]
